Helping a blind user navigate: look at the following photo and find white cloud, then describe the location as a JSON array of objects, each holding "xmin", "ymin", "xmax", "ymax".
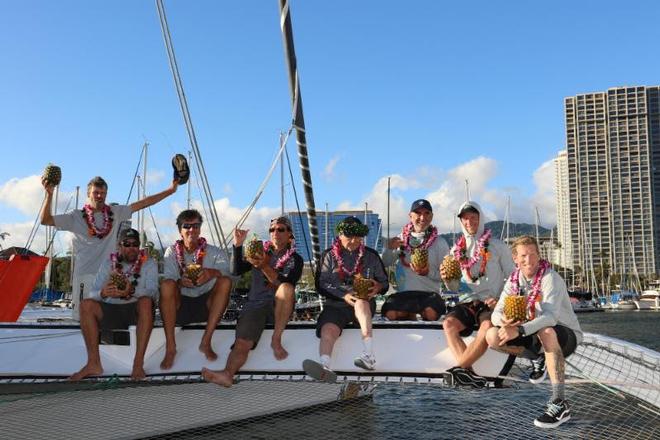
[
  {"xmin": 0, "ymin": 175, "xmax": 75, "ymax": 217},
  {"xmin": 322, "ymin": 155, "xmax": 341, "ymax": 181},
  {"xmin": 145, "ymin": 169, "xmax": 165, "ymax": 187}
]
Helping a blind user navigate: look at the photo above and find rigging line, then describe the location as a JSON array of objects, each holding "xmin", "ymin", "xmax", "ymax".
[
  {"xmin": 125, "ymin": 142, "xmax": 146, "ymax": 205},
  {"xmin": 285, "ymin": 146, "xmax": 315, "ymax": 276},
  {"xmin": 155, "ymin": 0, "xmax": 229, "ymax": 258},
  {"xmin": 23, "ymin": 194, "xmax": 47, "ymax": 254},
  {"xmin": 146, "ymin": 206, "xmax": 165, "ymax": 256}
]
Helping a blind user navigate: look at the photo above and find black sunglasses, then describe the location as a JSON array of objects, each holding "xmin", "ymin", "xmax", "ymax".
[
  {"xmin": 182, "ymin": 222, "xmax": 202, "ymax": 230},
  {"xmin": 122, "ymin": 240, "xmax": 140, "ymax": 248},
  {"xmin": 269, "ymin": 227, "xmax": 288, "ymax": 233}
]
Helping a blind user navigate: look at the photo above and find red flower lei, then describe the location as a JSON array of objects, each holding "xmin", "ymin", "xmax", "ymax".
[
  {"xmin": 174, "ymin": 237, "xmax": 207, "ymax": 274},
  {"xmin": 509, "ymin": 259, "xmax": 550, "ymax": 320},
  {"xmin": 453, "ymin": 229, "xmax": 492, "ymax": 282},
  {"xmin": 398, "ymin": 223, "xmax": 438, "ymax": 268},
  {"xmin": 82, "ymin": 204, "xmax": 114, "ymax": 239},
  {"xmin": 263, "ymin": 240, "xmax": 296, "ymax": 270},
  {"xmin": 110, "ymin": 250, "xmax": 147, "ymax": 288},
  {"xmin": 331, "ymin": 237, "xmax": 365, "ymax": 281}
]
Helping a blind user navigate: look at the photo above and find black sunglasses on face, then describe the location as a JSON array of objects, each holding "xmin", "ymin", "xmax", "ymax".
[
  {"xmin": 122, "ymin": 241, "xmax": 140, "ymax": 248},
  {"xmin": 182, "ymin": 223, "xmax": 202, "ymax": 230},
  {"xmin": 269, "ymin": 227, "xmax": 288, "ymax": 233}
]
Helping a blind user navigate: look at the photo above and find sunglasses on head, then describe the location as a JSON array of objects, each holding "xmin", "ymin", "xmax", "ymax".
[
  {"xmin": 269, "ymin": 227, "xmax": 288, "ymax": 233},
  {"xmin": 122, "ymin": 240, "xmax": 140, "ymax": 248},
  {"xmin": 181, "ymin": 222, "xmax": 202, "ymax": 230}
]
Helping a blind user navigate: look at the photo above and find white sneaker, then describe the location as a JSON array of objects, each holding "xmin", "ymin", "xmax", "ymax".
[
  {"xmin": 302, "ymin": 359, "xmax": 337, "ymax": 383},
  {"xmin": 354, "ymin": 352, "xmax": 376, "ymax": 371}
]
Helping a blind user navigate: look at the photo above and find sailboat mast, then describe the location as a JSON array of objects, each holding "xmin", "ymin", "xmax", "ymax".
[{"xmin": 278, "ymin": 0, "xmax": 321, "ymax": 266}]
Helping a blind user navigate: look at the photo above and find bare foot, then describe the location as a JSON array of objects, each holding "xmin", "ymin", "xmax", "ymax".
[
  {"xmin": 201, "ymin": 367, "xmax": 234, "ymax": 387},
  {"xmin": 160, "ymin": 348, "xmax": 177, "ymax": 370},
  {"xmin": 199, "ymin": 343, "xmax": 218, "ymax": 361},
  {"xmin": 69, "ymin": 362, "xmax": 103, "ymax": 381},
  {"xmin": 271, "ymin": 339, "xmax": 288, "ymax": 361},
  {"xmin": 131, "ymin": 365, "xmax": 146, "ymax": 380}
]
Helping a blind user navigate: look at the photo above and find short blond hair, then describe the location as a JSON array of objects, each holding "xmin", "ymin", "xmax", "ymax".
[{"xmin": 511, "ymin": 235, "xmax": 540, "ymax": 256}]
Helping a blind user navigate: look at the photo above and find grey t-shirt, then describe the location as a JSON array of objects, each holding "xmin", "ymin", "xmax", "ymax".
[
  {"xmin": 163, "ymin": 242, "xmax": 230, "ymax": 298},
  {"xmin": 89, "ymin": 255, "xmax": 159, "ymax": 304},
  {"xmin": 53, "ymin": 205, "xmax": 133, "ymax": 281}
]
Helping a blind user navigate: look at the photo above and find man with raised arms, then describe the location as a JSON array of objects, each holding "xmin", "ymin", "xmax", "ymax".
[
  {"xmin": 71, "ymin": 228, "xmax": 157, "ymax": 381},
  {"xmin": 202, "ymin": 216, "xmax": 303, "ymax": 387},
  {"xmin": 303, "ymin": 216, "xmax": 388, "ymax": 382},
  {"xmin": 160, "ymin": 209, "xmax": 233, "ymax": 370},
  {"xmin": 441, "ymin": 201, "xmax": 514, "ymax": 387},
  {"xmin": 381, "ymin": 199, "xmax": 449, "ymax": 321},
  {"xmin": 487, "ymin": 236, "xmax": 582, "ymax": 428}
]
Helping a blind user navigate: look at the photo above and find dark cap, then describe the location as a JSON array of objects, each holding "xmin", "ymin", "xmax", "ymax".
[
  {"xmin": 119, "ymin": 228, "xmax": 140, "ymax": 244},
  {"xmin": 270, "ymin": 216, "xmax": 293, "ymax": 230},
  {"xmin": 410, "ymin": 199, "xmax": 433, "ymax": 213},
  {"xmin": 457, "ymin": 204, "xmax": 480, "ymax": 218}
]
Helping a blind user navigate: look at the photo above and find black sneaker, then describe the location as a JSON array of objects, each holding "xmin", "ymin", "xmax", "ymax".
[
  {"xmin": 529, "ymin": 354, "xmax": 547, "ymax": 384},
  {"xmin": 534, "ymin": 398, "xmax": 571, "ymax": 428},
  {"xmin": 447, "ymin": 367, "xmax": 487, "ymax": 389}
]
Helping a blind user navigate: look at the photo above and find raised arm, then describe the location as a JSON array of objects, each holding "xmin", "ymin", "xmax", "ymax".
[
  {"xmin": 129, "ymin": 179, "xmax": 178, "ymax": 213},
  {"xmin": 39, "ymin": 181, "xmax": 56, "ymax": 226}
]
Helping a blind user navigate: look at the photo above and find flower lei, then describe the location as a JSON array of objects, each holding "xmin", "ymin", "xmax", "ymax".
[
  {"xmin": 263, "ymin": 240, "xmax": 296, "ymax": 271},
  {"xmin": 174, "ymin": 237, "xmax": 207, "ymax": 274},
  {"xmin": 331, "ymin": 237, "xmax": 365, "ymax": 281},
  {"xmin": 453, "ymin": 229, "xmax": 492, "ymax": 282},
  {"xmin": 110, "ymin": 250, "xmax": 147, "ymax": 288},
  {"xmin": 508, "ymin": 259, "xmax": 550, "ymax": 320},
  {"xmin": 398, "ymin": 223, "xmax": 439, "ymax": 268},
  {"xmin": 82, "ymin": 204, "xmax": 113, "ymax": 238}
]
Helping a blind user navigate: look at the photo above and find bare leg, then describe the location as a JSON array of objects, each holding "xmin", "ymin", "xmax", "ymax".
[
  {"xmin": 70, "ymin": 299, "xmax": 104, "ymax": 381},
  {"xmin": 443, "ymin": 316, "xmax": 468, "ymax": 362},
  {"xmin": 131, "ymin": 297, "xmax": 154, "ymax": 380},
  {"xmin": 458, "ymin": 320, "xmax": 492, "ymax": 368},
  {"xmin": 199, "ymin": 276, "xmax": 232, "ymax": 361},
  {"xmin": 271, "ymin": 283, "xmax": 295, "ymax": 360},
  {"xmin": 159, "ymin": 279, "xmax": 181, "ymax": 370},
  {"xmin": 319, "ymin": 323, "xmax": 341, "ymax": 358},
  {"xmin": 385, "ymin": 310, "xmax": 417, "ymax": 321},
  {"xmin": 538, "ymin": 327, "xmax": 565, "ymax": 399},
  {"xmin": 421, "ymin": 307, "xmax": 439, "ymax": 321},
  {"xmin": 202, "ymin": 338, "xmax": 253, "ymax": 387},
  {"xmin": 353, "ymin": 299, "xmax": 373, "ymax": 339},
  {"xmin": 485, "ymin": 327, "xmax": 525, "ymax": 356}
]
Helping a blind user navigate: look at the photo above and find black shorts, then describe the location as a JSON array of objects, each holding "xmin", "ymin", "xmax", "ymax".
[
  {"xmin": 176, "ymin": 290, "xmax": 211, "ymax": 325},
  {"xmin": 445, "ymin": 301, "xmax": 492, "ymax": 337},
  {"xmin": 506, "ymin": 325, "xmax": 578, "ymax": 359},
  {"xmin": 99, "ymin": 301, "xmax": 139, "ymax": 330},
  {"xmin": 235, "ymin": 302, "xmax": 275, "ymax": 348},
  {"xmin": 315, "ymin": 300, "xmax": 377, "ymax": 338},
  {"xmin": 381, "ymin": 291, "xmax": 446, "ymax": 318}
]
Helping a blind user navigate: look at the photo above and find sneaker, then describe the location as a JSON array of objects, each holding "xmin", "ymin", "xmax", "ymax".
[
  {"xmin": 354, "ymin": 352, "xmax": 376, "ymax": 371},
  {"xmin": 529, "ymin": 354, "xmax": 547, "ymax": 384},
  {"xmin": 534, "ymin": 398, "xmax": 571, "ymax": 428},
  {"xmin": 302, "ymin": 359, "xmax": 337, "ymax": 383},
  {"xmin": 447, "ymin": 366, "xmax": 487, "ymax": 389}
]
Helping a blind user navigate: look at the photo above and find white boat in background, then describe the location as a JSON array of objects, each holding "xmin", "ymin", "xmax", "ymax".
[
  {"xmin": 635, "ymin": 290, "xmax": 660, "ymax": 310},
  {"xmin": 609, "ymin": 290, "xmax": 639, "ymax": 311}
]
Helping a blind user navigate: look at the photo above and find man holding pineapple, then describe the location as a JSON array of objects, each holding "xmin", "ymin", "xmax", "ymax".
[
  {"xmin": 381, "ymin": 199, "xmax": 449, "ymax": 321},
  {"xmin": 71, "ymin": 228, "xmax": 158, "ymax": 381},
  {"xmin": 160, "ymin": 210, "xmax": 233, "ymax": 370},
  {"xmin": 202, "ymin": 216, "xmax": 303, "ymax": 387},
  {"xmin": 442, "ymin": 201, "xmax": 514, "ymax": 387},
  {"xmin": 302, "ymin": 216, "xmax": 389, "ymax": 382},
  {"xmin": 487, "ymin": 236, "xmax": 582, "ymax": 428}
]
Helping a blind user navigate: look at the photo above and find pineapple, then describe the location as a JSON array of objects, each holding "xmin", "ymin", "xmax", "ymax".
[
  {"xmin": 410, "ymin": 248, "xmax": 429, "ymax": 269},
  {"xmin": 185, "ymin": 263, "xmax": 203, "ymax": 284},
  {"xmin": 245, "ymin": 237, "xmax": 264, "ymax": 260},
  {"xmin": 503, "ymin": 295, "xmax": 527, "ymax": 322},
  {"xmin": 440, "ymin": 255, "xmax": 462, "ymax": 291},
  {"xmin": 353, "ymin": 274, "xmax": 374, "ymax": 300},
  {"xmin": 42, "ymin": 163, "xmax": 62, "ymax": 187},
  {"xmin": 109, "ymin": 272, "xmax": 127, "ymax": 291}
]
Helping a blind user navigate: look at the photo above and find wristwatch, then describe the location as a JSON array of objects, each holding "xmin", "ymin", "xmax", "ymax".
[{"xmin": 517, "ymin": 326, "xmax": 526, "ymax": 337}]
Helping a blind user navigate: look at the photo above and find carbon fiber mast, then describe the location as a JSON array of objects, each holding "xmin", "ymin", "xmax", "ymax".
[{"xmin": 278, "ymin": 0, "xmax": 321, "ymax": 267}]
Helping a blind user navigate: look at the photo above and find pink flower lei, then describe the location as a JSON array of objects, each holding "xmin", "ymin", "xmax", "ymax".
[
  {"xmin": 399, "ymin": 222, "xmax": 439, "ymax": 254},
  {"xmin": 509, "ymin": 259, "xmax": 550, "ymax": 320},
  {"xmin": 82, "ymin": 204, "xmax": 114, "ymax": 239},
  {"xmin": 453, "ymin": 228, "xmax": 492, "ymax": 282},
  {"xmin": 174, "ymin": 237, "xmax": 207, "ymax": 274},
  {"xmin": 263, "ymin": 240, "xmax": 297, "ymax": 271},
  {"xmin": 110, "ymin": 250, "xmax": 147, "ymax": 288},
  {"xmin": 331, "ymin": 237, "xmax": 365, "ymax": 280}
]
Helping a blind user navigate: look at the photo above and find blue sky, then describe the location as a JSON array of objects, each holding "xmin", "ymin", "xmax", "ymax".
[{"xmin": 1, "ymin": 0, "xmax": 659, "ymax": 254}]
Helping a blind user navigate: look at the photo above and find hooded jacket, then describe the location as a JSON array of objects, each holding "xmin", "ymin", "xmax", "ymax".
[{"xmin": 451, "ymin": 201, "xmax": 514, "ymax": 301}]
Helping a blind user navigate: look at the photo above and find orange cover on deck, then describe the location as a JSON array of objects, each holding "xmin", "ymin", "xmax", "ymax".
[{"xmin": 0, "ymin": 254, "xmax": 49, "ymax": 322}]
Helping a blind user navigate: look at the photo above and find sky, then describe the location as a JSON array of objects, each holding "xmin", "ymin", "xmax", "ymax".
[{"xmin": 1, "ymin": 0, "xmax": 660, "ymax": 256}]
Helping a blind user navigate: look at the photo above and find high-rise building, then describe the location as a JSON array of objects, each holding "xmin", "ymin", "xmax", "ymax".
[
  {"xmin": 289, "ymin": 210, "xmax": 383, "ymax": 262},
  {"xmin": 554, "ymin": 150, "xmax": 572, "ymax": 269},
  {"xmin": 564, "ymin": 86, "xmax": 660, "ymax": 277}
]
